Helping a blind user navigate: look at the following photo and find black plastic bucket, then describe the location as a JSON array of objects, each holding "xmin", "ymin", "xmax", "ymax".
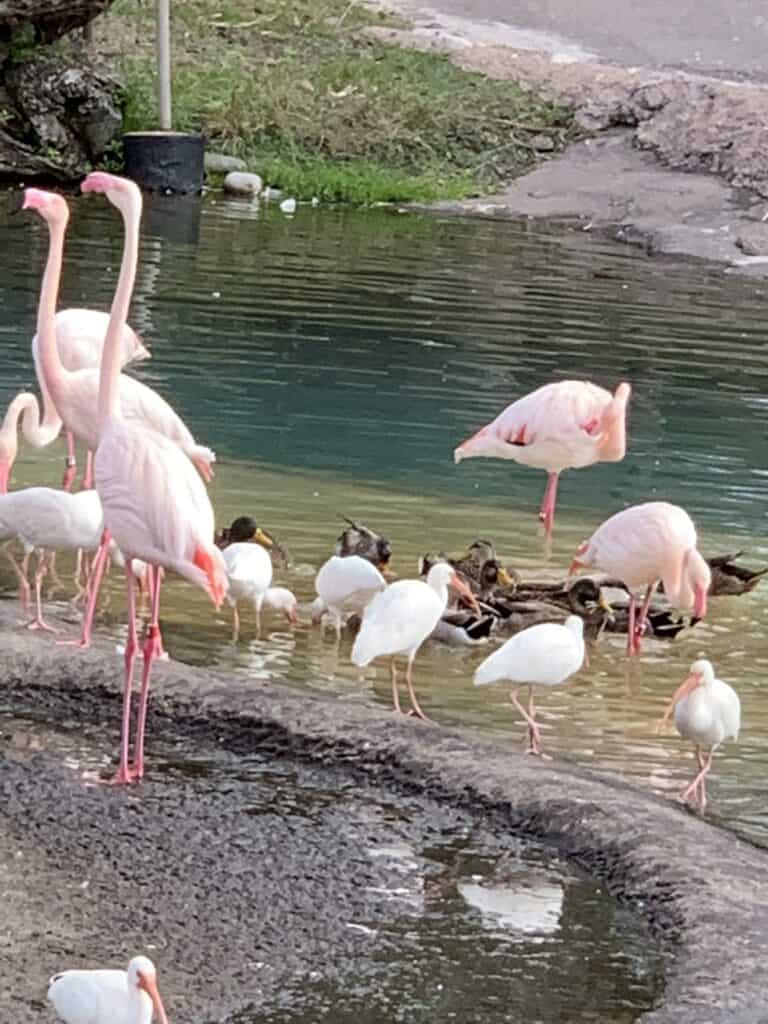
[{"xmin": 123, "ymin": 131, "xmax": 205, "ymax": 194}]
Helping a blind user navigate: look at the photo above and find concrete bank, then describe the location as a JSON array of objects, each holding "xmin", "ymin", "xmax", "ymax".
[
  {"xmin": 371, "ymin": 2, "xmax": 768, "ymax": 269},
  {"xmin": 1, "ymin": 602, "xmax": 768, "ymax": 1023}
]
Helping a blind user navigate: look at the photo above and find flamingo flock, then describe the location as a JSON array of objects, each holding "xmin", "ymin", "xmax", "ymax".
[{"xmin": 0, "ymin": 172, "xmax": 756, "ymax": 1021}]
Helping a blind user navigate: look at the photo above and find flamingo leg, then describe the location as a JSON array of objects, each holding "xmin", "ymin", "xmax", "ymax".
[
  {"xmin": 133, "ymin": 564, "xmax": 164, "ymax": 780},
  {"xmin": 538, "ymin": 472, "xmax": 559, "ymax": 536},
  {"xmin": 405, "ymin": 654, "xmax": 433, "ymax": 723},
  {"xmin": 61, "ymin": 432, "xmax": 77, "ymax": 492},
  {"xmin": 5, "ymin": 542, "xmax": 31, "ymax": 612},
  {"xmin": 108, "ymin": 564, "xmax": 140, "ymax": 785},
  {"xmin": 626, "ymin": 594, "xmax": 636, "ymax": 656},
  {"xmin": 632, "ymin": 583, "xmax": 657, "ymax": 655},
  {"xmin": 61, "ymin": 529, "xmax": 111, "ymax": 648},
  {"xmin": 511, "ymin": 685, "xmax": 552, "ymax": 759},
  {"xmin": 390, "ymin": 658, "xmax": 403, "ymax": 714},
  {"xmin": 25, "ymin": 551, "xmax": 58, "ymax": 633},
  {"xmin": 143, "ymin": 567, "xmax": 166, "ymax": 658},
  {"xmin": 680, "ymin": 746, "xmax": 713, "ymax": 810},
  {"xmin": 81, "ymin": 450, "xmax": 95, "ymax": 491}
]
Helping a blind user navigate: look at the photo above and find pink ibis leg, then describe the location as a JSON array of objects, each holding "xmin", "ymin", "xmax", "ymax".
[
  {"xmin": 62, "ymin": 432, "xmax": 77, "ymax": 492},
  {"xmin": 108, "ymin": 563, "xmax": 140, "ymax": 785},
  {"xmin": 5, "ymin": 542, "xmax": 31, "ymax": 612},
  {"xmin": 405, "ymin": 655, "xmax": 434, "ymax": 723},
  {"xmin": 538, "ymin": 472, "xmax": 559, "ymax": 536},
  {"xmin": 133, "ymin": 564, "xmax": 164, "ymax": 780},
  {"xmin": 680, "ymin": 747, "xmax": 713, "ymax": 811},
  {"xmin": 390, "ymin": 658, "xmax": 402, "ymax": 714},
  {"xmin": 25, "ymin": 551, "xmax": 58, "ymax": 633},
  {"xmin": 231, "ymin": 602, "xmax": 240, "ymax": 643},
  {"xmin": 511, "ymin": 685, "xmax": 552, "ymax": 759}
]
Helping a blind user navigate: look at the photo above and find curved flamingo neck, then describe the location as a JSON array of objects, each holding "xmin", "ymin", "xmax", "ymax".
[
  {"xmin": 35, "ymin": 216, "xmax": 68, "ymax": 414},
  {"xmin": 99, "ymin": 193, "xmax": 142, "ymax": 427},
  {"xmin": 0, "ymin": 392, "xmax": 60, "ymax": 493}
]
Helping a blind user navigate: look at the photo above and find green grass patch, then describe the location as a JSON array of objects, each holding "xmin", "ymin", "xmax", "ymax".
[{"xmin": 94, "ymin": 0, "xmax": 578, "ymax": 204}]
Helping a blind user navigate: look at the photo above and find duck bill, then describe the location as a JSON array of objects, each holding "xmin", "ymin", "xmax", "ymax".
[
  {"xmin": 138, "ymin": 974, "xmax": 169, "ymax": 1024},
  {"xmin": 598, "ymin": 592, "xmax": 615, "ymax": 623},
  {"xmin": 659, "ymin": 672, "xmax": 701, "ymax": 728},
  {"xmin": 450, "ymin": 573, "xmax": 481, "ymax": 615},
  {"xmin": 254, "ymin": 527, "xmax": 273, "ymax": 547},
  {"xmin": 497, "ymin": 567, "xmax": 514, "ymax": 587}
]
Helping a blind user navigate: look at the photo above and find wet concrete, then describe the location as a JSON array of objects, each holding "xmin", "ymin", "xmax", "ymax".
[
  {"xmin": 370, "ymin": 2, "xmax": 768, "ymax": 270},
  {"xmin": 2, "ymin": 602, "xmax": 768, "ymax": 1023}
]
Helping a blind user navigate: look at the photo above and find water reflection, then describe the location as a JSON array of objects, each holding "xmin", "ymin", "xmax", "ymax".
[{"xmin": 0, "ymin": 199, "xmax": 765, "ymax": 844}]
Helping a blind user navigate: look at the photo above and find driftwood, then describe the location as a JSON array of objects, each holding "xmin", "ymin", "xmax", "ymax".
[{"xmin": 0, "ymin": 1, "xmax": 116, "ymax": 44}]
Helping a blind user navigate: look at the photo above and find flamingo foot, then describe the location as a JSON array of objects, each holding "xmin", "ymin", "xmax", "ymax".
[
  {"xmin": 23, "ymin": 615, "xmax": 59, "ymax": 634},
  {"xmin": 101, "ymin": 765, "xmax": 142, "ymax": 786},
  {"xmin": 57, "ymin": 636, "xmax": 91, "ymax": 649}
]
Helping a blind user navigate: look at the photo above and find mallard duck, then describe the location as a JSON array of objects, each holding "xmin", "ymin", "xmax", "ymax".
[
  {"xmin": 490, "ymin": 578, "xmax": 615, "ymax": 641},
  {"xmin": 214, "ymin": 515, "xmax": 289, "ymax": 568},
  {"xmin": 706, "ymin": 552, "xmax": 767, "ymax": 597},
  {"xmin": 420, "ymin": 546, "xmax": 517, "ymax": 600},
  {"xmin": 335, "ymin": 517, "xmax": 392, "ymax": 569}
]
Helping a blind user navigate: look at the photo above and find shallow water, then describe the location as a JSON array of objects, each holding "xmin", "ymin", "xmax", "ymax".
[
  {"xmin": 0, "ymin": 708, "xmax": 667, "ymax": 1023},
  {"xmin": 0, "ymin": 195, "xmax": 767, "ymax": 845}
]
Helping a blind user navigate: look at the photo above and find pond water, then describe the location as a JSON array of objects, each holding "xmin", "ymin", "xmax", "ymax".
[
  {"xmin": 0, "ymin": 707, "xmax": 668, "ymax": 1023},
  {"xmin": 0, "ymin": 194, "xmax": 767, "ymax": 847}
]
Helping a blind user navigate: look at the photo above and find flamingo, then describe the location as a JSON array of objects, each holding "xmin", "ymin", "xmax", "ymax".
[
  {"xmin": 47, "ymin": 955, "xmax": 168, "ymax": 1024},
  {"xmin": 657, "ymin": 658, "xmax": 740, "ymax": 812},
  {"xmin": 473, "ymin": 616, "xmax": 584, "ymax": 757},
  {"xmin": 222, "ymin": 541, "xmax": 297, "ymax": 640},
  {"xmin": 313, "ymin": 554, "xmax": 387, "ymax": 636},
  {"xmin": 22, "ymin": 185, "xmax": 215, "ymax": 650},
  {"xmin": 351, "ymin": 562, "xmax": 479, "ymax": 721},
  {"xmin": 34, "ymin": 308, "xmax": 149, "ymax": 491},
  {"xmin": 0, "ymin": 486, "xmax": 103, "ymax": 631},
  {"xmin": 570, "ymin": 501, "xmax": 710, "ymax": 655},
  {"xmin": 55, "ymin": 172, "xmax": 227, "ymax": 785},
  {"xmin": 453, "ymin": 380, "xmax": 631, "ymax": 535}
]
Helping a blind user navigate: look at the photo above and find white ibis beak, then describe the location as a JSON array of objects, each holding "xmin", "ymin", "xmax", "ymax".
[
  {"xmin": 450, "ymin": 572, "xmax": 481, "ymax": 615},
  {"xmin": 138, "ymin": 972, "xmax": 169, "ymax": 1024},
  {"xmin": 287, "ymin": 607, "xmax": 298, "ymax": 625},
  {"xmin": 656, "ymin": 672, "xmax": 702, "ymax": 733}
]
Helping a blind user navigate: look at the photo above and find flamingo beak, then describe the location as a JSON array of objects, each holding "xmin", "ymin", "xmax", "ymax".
[
  {"xmin": 450, "ymin": 572, "xmax": 481, "ymax": 614},
  {"xmin": 569, "ymin": 558, "xmax": 584, "ymax": 576},
  {"xmin": 137, "ymin": 973, "xmax": 169, "ymax": 1024},
  {"xmin": 497, "ymin": 567, "xmax": 514, "ymax": 587},
  {"xmin": 657, "ymin": 672, "xmax": 702, "ymax": 731},
  {"xmin": 693, "ymin": 583, "xmax": 708, "ymax": 619}
]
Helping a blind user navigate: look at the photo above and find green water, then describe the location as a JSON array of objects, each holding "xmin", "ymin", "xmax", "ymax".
[{"xmin": 1, "ymin": 195, "xmax": 767, "ymax": 848}]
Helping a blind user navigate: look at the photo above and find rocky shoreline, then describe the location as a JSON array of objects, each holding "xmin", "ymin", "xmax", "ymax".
[{"xmin": 2, "ymin": 602, "xmax": 768, "ymax": 1023}]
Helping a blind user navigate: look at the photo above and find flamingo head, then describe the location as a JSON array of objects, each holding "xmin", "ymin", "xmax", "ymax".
[
  {"xmin": 667, "ymin": 548, "xmax": 711, "ymax": 618},
  {"xmin": 569, "ymin": 540, "xmax": 591, "ymax": 576},
  {"xmin": 127, "ymin": 957, "xmax": 168, "ymax": 1024},
  {"xmin": 81, "ymin": 172, "xmax": 142, "ymax": 217},
  {"xmin": 22, "ymin": 188, "xmax": 69, "ymax": 227},
  {"xmin": 454, "ymin": 425, "xmax": 512, "ymax": 464}
]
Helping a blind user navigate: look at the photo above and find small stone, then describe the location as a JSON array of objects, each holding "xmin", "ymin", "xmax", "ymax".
[
  {"xmin": 280, "ymin": 197, "xmax": 297, "ymax": 214},
  {"xmin": 262, "ymin": 186, "xmax": 283, "ymax": 202},
  {"xmin": 735, "ymin": 236, "xmax": 761, "ymax": 256},
  {"xmin": 223, "ymin": 171, "xmax": 263, "ymax": 197},
  {"xmin": 530, "ymin": 134, "xmax": 556, "ymax": 152},
  {"xmin": 205, "ymin": 152, "xmax": 247, "ymax": 174}
]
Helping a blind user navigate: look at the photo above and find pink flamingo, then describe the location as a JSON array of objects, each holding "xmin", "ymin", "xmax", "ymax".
[
  {"xmin": 34, "ymin": 309, "xmax": 149, "ymax": 491},
  {"xmin": 23, "ymin": 183, "xmax": 215, "ymax": 650},
  {"xmin": 71, "ymin": 172, "xmax": 225, "ymax": 784},
  {"xmin": 570, "ymin": 501, "xmax": 711, "ymax": 655},
  {"xmin": 453, "ymin": 380, "xmax": 631, "ymax": 535}
]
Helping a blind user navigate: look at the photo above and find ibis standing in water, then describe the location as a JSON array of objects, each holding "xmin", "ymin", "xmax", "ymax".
[
  {"xmin": 47, "ymin": 955, "xmax": 168, "ymax": 1024},
  {"xmin": 352, "ymin": 562, "xmax": 479, "ymax": 720},
  {"xmin": 658, "ymin": 658, "xmax": 741, "ymax": 812},
  {"xmin": 473, "ymin": 615, "xmax": 586, "ymax": 756}
]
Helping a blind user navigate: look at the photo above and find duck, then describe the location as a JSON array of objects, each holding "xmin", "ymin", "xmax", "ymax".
[
  {"xmin": 705, "ymin": 551, "xmax": 767, "ymax": 597},
  {"xmin": 420, "ymin": 540, "xmax": 519, "ymax": 597},
  {"xmin": 335, "ymin": 517, "xmax": 393, "ymax": 571},
  {"xmin": 489, "ymin": 577, "xmax": 615, "ymax": 640},
  {"xmin": 214, "ymin": 515, "xmax": 289, "ymax": 568}
]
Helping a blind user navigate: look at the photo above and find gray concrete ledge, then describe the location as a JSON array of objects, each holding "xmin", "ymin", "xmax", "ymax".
[{"xmin": 1, "ymin": 601, "xmax": 768, "ymax": 1023}]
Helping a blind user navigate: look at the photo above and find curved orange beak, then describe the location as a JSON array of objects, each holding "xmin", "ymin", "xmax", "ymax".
[
  {"xmin": 449, "ymin": 572, "xmax": 481, "ymax": 614},
  {"xmin": 657, "ymin": 671, "xmax": 702, "ymax": 731},
  {"xmin": 569, "ymin": 557, "xmax": 584, "ymax": 576},
  {"xmin": 137, "ymin": 972, "xmax": 169, "ymax": 1024}
]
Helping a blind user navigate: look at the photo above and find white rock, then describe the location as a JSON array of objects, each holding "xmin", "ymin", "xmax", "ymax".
[
  {"xmin": 205, "ymin": 152, "xmax": 247, "ymax": 174},
  {"xmin": 223, "ymin": 171, "xmax": 263, "ymax": 197},
  {"xmin": 280, "ymin": 197, "xmax": 297, "ymax": 214}
]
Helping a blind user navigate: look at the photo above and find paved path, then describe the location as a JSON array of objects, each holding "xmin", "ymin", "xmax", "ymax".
[{"xmin": 390, "ymin": 0, "xmax": 768, "ymax": 78}]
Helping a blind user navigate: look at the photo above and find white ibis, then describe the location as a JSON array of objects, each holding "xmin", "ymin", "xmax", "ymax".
[
  {"xmin": 47, "ymin": 954, "xmax": 168, "ymax": 1024},
  {"xmin": 314, "ymin": 554, "xmax": 386, "ymax": 636},
  {"xmin": 473, "ymin": 615, "xmax": 585, "ymax": 756}
]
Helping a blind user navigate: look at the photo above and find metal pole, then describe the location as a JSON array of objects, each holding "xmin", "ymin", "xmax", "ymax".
[{"xmin": 156, "ymin": 0, "xmax": 172, "ymax": 131}]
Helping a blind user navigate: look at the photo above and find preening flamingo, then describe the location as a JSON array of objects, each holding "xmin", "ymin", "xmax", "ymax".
[
  {"xmin": 351, "ymin": 562, "xmax": 479, "ymax": 721},
  {"xmin": 454, "ymin": 380, "xmax": 631, "ymax": 536},
  {"xmin": 223, "ymin": 540, "xmax": 297, "ymax": 640},
  {"xmin": 473, "ymin": 615, "xmax": 585, "ymax": 756},
  {"xmin": 570, "ymin": 501, "xmax": 710, "ymax": 655},
  {"xmin": 47, "ymin": 955, "xmax": 168, "ymax": 1024},
  {"xmin": 33, "ymin": 308, "xmax": 149, "ymax": 490},
  {"xmin": 314, "ymin": 554, "xmax": 387, "ymax": 636},
  {"xmin": 658, "ymin": 658, "xmax": 740, "ymax": 812},
  {"xmin": 23, "ymin": 185, "xmax": 215, "ymax": 649},
  {"xmin": 78, "ymin": 171, "xmax": 227, "ymax": 784}
]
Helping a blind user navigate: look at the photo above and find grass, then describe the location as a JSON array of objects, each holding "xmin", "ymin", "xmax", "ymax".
[{"xmin": 91, "ymin": 0, "xmax": 579, "ymax": 204}]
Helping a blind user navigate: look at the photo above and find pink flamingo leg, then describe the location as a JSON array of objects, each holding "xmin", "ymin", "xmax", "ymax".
[
  {"xmin": 108, "ymin": 563, "xmax": 140, "ymax": 785},
  {"xmin": 632, "ymin": 583, "xmax": 656, "ymax": 655},
  {"xmin": 144, "ymin": 566, "xmax": 166, "ymax": 658},
  {"xmin": 25, "ymin": 551, "xmax": 58, "ymax": 633},
  {"xmin": 61, "ymin": 432, "xmax": 77, "ymax": 492},
  {"xmin": 59, "ymin": 529, "xmax": 111, "ymax": 648},
  {"xmin": 81, "ymin": 450, "xmax": 95, "ymax": 490},
  {"xmin": 133, "ymin": 564, "xmax": 164, "ymax": 780},
  {"xmin": 538, "ymin": 472, "xmax": 559, "ymax": 536},
  {"xmin": 626, "ymin": 595, "xmax": 636, "ymax": 655}
]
